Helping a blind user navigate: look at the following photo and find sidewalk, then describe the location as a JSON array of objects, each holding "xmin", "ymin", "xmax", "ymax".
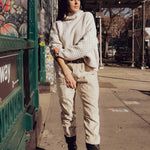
[{"xmin": 38, "ymin": 66, "xmax": 150, "ymax": 150}]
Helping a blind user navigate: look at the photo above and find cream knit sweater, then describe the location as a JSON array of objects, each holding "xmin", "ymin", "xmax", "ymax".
[{"xmin": 50, "ymin": 10, "xmax": 99, "ymax": 70}]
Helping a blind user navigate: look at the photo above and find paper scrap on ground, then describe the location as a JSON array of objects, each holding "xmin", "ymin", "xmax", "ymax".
[
  {"xmin": 124, "ymin": 101, "xmax": 140, "ymax": 105},
  {"xmin": 108, "ymin": 108, "xmax": 129, "ymax": 112}
]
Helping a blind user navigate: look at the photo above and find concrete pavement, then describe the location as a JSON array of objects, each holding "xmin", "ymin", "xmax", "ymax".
[{"xmin": 37, "ymin": 66, "xmax": 150, "ymax": 150}]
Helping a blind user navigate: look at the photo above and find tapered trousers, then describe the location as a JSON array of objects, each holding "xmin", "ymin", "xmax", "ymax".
[{"xmin": 55, "ymin": 62, "xmax": 100, "ymax": 144}]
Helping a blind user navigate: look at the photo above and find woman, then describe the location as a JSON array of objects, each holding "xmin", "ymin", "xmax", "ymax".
[{"xmin": 50, "ymin": 0, "xmax": 100, "ymax": 149}]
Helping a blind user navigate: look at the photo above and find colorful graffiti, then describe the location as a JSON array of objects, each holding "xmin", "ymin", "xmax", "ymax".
[
  {"xmin": 38, "ymin": 0, "xmax": 58, "ymax": 44},
  {"xmin": 38, "ymin": 0, "xmax": 58, "ymax": 84},
  {"xmin": 0, "ymin": 0, "xmax": 58, "ymax": 39},
  {"xmin": 0, "ymin": 0, "xmax": 58, "ymax": 84},
  {"xmin": 0, "ymin": 0, "xmax": 27, "ymax": 37}
]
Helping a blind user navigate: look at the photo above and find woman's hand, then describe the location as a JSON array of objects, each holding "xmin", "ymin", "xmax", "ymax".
[
  {"xmin": 65, "ymin": 73, "xmax": 76, "ymax": 89},
  {"xmin": 52, "ymin": 47, "xmax": 60, "ymax": 57},
  {"xmin": 54, "ymin": 53, "xmax": 76, "ymax": 89}
]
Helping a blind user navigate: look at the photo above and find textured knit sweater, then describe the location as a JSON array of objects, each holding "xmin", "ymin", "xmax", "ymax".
[{"xmin": 50, "ymin": 10, "xmax": 99, "ymax": 70}]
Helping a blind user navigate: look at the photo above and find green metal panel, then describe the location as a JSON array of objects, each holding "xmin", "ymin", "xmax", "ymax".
[
  {"xmin": 17, "ymin": 133, "xmax": 27, "ymax": 150},
  {"xmin": 39, "ymin": 43, "xmax": 46, "ymax": 82},
  {"xmin": 28, "ymin": 0, "xmax": 39, "ymax": 108},
  {"xmin": 0, "ymin": 49, "xmax": 39, "ymax": 149},
  {"xmin": 0, "ymin": 106, "xmax": 39, "ymax": 150},
  {"xmin": 0, "ymin": 87, "xmax": 23, "ymax": 144},
  {"xmin": 0, "ymin": 0, "xmax": 41, "ymax": 149},
  {"xmin": 0, "ymin": 111, "xmax": 32, "ymax": 150},
  {"xmin": 0, "ymin": 50, "xmax": 24, "ymax": 144},
  {"xmin": 0, "ymin": 35, "xmax": 34, "ymax": 53},
  {"xmin": 19, "ymin": 51, "xmax": 24, "ymax": 102},
  {"xmin": 1, "ymin": 112, "xmax": 25, "ymax": 150}
]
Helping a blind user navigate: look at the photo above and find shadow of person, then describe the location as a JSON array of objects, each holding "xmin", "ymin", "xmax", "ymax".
[{"xmin": 36, "ymin": 147, "xmax": 45, "ymax": 150}]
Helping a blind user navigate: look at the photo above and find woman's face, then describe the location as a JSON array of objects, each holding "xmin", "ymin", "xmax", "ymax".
[{"xmin": 68, "ymin": 0, "xmax": 81, "ymax": 13}]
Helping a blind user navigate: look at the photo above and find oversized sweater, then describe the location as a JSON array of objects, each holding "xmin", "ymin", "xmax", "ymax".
[{"xmin": 50, "ymin": 10, "xmax": 99, "ymax": 70}]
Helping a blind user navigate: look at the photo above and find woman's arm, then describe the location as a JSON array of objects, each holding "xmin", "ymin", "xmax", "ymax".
[
  {"xmin": 52, "ymin": 47, "xmax": 76, "ymax": 89},
  {"xmin": 50, "ymin": 24, "xmax": 76, "ymax": 89},
  {"xmin": 56, "ymin": 57, "xmax": 76, "ymax": 89}
]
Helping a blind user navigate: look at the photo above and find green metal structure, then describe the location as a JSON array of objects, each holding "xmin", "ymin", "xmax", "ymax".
[
  {"xmin": 0, "ymin": 0, "xmax": 43, "ymax": 149},
  {"xmin": 39, "ymin": 42, "xmax": 46, "ymax": 82}
]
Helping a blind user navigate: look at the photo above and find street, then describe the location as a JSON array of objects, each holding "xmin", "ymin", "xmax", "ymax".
[{"xmin": 38, "ymin": 66, "xmax": 150, "ymax": 150}]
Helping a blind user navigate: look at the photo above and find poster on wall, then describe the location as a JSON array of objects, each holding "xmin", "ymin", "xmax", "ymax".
[{"xmin": 0, "ymin": 52, "xmax": 19, "ymax": 103}]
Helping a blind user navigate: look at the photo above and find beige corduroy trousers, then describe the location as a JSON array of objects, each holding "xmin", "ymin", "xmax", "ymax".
[{"xmin": 55, "ymin": 62, "xmax": 100, "ymax": 144}]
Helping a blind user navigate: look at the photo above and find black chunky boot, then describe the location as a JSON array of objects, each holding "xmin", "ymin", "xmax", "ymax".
[
  {"xmin": 65, "ymin": 136, "xmax": 77, "ymax": 150},
  {"xmin": 86, "ymin": 143, "xmax": 100, "ymax": 150}
]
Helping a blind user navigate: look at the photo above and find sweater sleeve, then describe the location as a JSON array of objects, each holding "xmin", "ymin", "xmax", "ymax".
[
  {"xmin": 58, "ymin": 12, "xmax": 98, "ymax": 61},
  {"xmin": 49, "ymin": 22, "xmax": 63, "ymax": 52}
]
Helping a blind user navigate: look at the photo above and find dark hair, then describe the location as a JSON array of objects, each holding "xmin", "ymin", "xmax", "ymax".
[
  {"xmin": 57, "ymin": 0, "xmax": 83, "ymax": 21},
  {"xmin": 57, "ymin": 0, "xmax": 69, "ymax": 20}
]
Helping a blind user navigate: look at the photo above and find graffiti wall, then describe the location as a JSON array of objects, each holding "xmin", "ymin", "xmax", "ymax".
[
  {"xmin": 0, "ymin": 0, "xmax": 58, "ymax": 84},
  {"xmin": 0, "ymin": 0, "xmax": 58, "ymax": 40},
  {"xmin": 38, "ymin": 0, "xmax": 58, "ymax": 84},
  {"xmin": 38, "ymin": 0, "xmax": 58, "ymax": 44},
  {"xmin": 0, "ymin": 0, "xmax": 27, "ymax": 37}
]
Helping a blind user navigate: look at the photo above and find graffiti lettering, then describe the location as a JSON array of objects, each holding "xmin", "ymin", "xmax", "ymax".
[
  {"xmin": 12, "ymin": 79, "xmax": 19, "ymax": 88},
  {"xmin": 0, "ymin": 64, "xmax": 11, "ymax": 83}
]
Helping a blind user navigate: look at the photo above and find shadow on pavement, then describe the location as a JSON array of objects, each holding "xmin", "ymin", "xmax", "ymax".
[
  {"xmin": 36, "ymin": 147, "xmax": 45, "ymax": 150},
  {"xmin": 99, "ymin": 75, "xmax": 150, "ymax": 83},
  {"xmin": 138, "ymin": 90, "xmax": 150, "ymax": 96}
]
